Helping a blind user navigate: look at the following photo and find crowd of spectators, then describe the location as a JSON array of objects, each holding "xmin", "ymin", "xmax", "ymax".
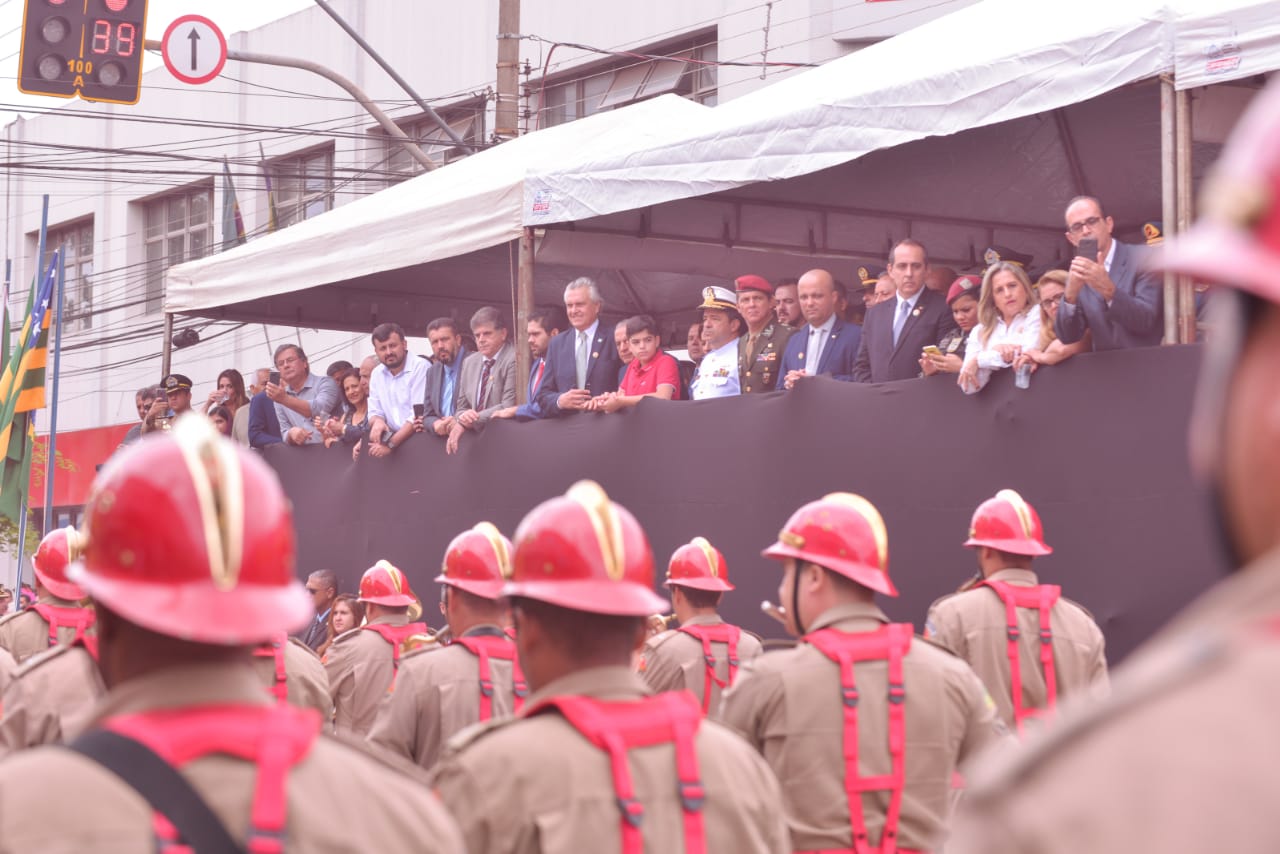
[{"xmin": 128, "ymin": 195, "xmax": 1181, "ymax": 454}]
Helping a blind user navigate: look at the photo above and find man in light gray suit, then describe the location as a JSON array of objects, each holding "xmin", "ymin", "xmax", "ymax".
[
  {"xmin": 446, "ymin": 306, "xmax": 517, "ymax": 455},
  {"xmin": 1056, "ymin": 195, "xmax": 1163, "ymax": 350}
]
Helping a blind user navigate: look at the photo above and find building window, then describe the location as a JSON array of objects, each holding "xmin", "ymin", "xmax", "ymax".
[
  {"xmin": 41, "ymin": 220, "xmax": 94, "ymax": 331},
  {"xmin": 272, "ymin": 148, "xmax": 334, "ymax": 228},
  {"xmin": 384, "ymin": 108, "xmax": 485, "ymax": 183},
  {"xmin": 143, "ymin": 185, "xmax": 213, "ymax": 315},
  {"xmin": 535, "ymin": 33, "xmax": 717, "ymax": 128}
]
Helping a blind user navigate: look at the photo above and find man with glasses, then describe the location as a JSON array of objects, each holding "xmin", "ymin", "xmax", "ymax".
[
  {"xmin": 268, "ymin": 344, "xmax": 340, "ymax": 446},
  {"xmin": 1056, "ymin": 195, "xmax": 1162, "ymax": 350},
  {"xmin": 300, "ymin": 570, "xmax": 339, "ymax": 651}
]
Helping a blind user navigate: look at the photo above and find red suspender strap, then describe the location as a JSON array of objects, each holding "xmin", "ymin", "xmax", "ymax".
[
  {"xmin": 677, "ymin": 623, "xmax": 742, "ymax": 714},
  {"xmin": 976, "ymin": 581, "xmax": 1062, "ymax": 733},
  {"xmin": 454, "ymin": 634, "xmax": 529, "ymax": 721},
  {"xmin": 32, "ymin": 603, "xmax": 95, "ymax": 650},
  {"xmin": 361, "ymin": 622, "xmax": 429, "ymax": 690},
  {"xmin": 527, "ymin": 691, "xmax": 707, "ymax": 854},
  {"xmin": 803, "ymin": 623, "xmax": 913, "ymax": 854},
  {"xmin": 104, "ymin": 703, "xmax": 322, "ymax": 854},
  {"xmin": 252, "ymin": 636, "xmax": 289, "ymax": 704}
]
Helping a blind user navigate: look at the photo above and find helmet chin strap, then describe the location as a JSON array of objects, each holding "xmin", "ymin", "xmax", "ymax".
[{"xmin": 791, "ymin": 562, "xmax": 806, "ymax": 637}]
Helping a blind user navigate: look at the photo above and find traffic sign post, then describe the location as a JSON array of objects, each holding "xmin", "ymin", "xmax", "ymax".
[{"xmin": 160, "ymin": 15, "xmax": 226, "ymax": 85}]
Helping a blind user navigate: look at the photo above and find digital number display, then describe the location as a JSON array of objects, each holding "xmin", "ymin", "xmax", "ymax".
[{"xmin": 90, "ymin": 19, "xmax": 137, "ymax": 57}]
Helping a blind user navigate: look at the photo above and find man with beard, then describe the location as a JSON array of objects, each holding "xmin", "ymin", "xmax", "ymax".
[
  {"xmin": 420, "ymin": 318, "xmax": 469, "ymax": 438},
  {"xmin": 492, "ymin": 307, "xmax": 564, "ymax": 421},
  {"xmin": 774, "ymin": 278, "xmax": 803, "ymax": 329},
  {"xmin": 366, "ymin": 322, "xmax": 429, "ymax": 458}
]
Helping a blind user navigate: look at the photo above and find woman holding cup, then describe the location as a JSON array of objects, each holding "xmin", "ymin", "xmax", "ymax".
[
  {"xmin": 958, "ymin": 262, "xmax": 1042, "ymax": 394},
  {"xmin": 205, "ymin": 369, "xmax": 250, "ymax": 445}
]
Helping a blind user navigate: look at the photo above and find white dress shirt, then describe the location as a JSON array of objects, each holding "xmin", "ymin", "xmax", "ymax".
[
  {"xmin": 691, "ymin": 338, "xmax": 742, "ymax": 400},
  {"xmin": 960, "ymin": 308, "xmax": 1043, "ymax": 395},
  {"xmin": 803, "ymin": 313, "xmax": 839, "ymax": 374},
  {"xmin": 368, "ymin": 356, "xmax": 430, "ymax": 430}
]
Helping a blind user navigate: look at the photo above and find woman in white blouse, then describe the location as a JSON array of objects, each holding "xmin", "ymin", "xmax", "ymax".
[{"xmin": 958, "ymin": 262, "xmax": 1041, "ymax": 394}]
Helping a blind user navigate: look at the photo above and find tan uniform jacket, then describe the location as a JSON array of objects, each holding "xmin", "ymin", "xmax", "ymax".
[
  {"xmin": 719, "ymin": 601, "xmax": 1010, "ymax": 852},
  {"xmin": 369, "ymin": 624, "xmax": 518, "ymax": 770},
  {"xmin": 925, "ymin": 568, "xmax": 1109, "ymax": 730},
  {"xmin": 0, "ymin": 646, "xmax": 15, "ymax": 698},
  {"xmin": 0, "ymin": 642, "xmax": 105, "ymax": 756},
  {"xmin": 431, "ymin": 665, "xmax": 791, "ymax": 854},
  {"xmin": 0, "ymin": 596, "xmax": 92, "ymax": 664},
  {"xmin": 251, "ymin": 636, "xmax": 332, "ymax": 717},
  {"xmin": 639, "ymin": 614, "xmax": 765, "ymax": 716},
  {"xmin": 739, "ymin": 321, "xmax": 794, "ymax": 394},
  {"xmin": 323, "ymin": 613, "xmax": 410, "ymax": 735},
  {"xmin": 950, "ymin": 547, "xmax": 1280, "ymax": 854},
  {"xmin": 0, "ymin": 661, "xmax": 464, "ymax": 853}
]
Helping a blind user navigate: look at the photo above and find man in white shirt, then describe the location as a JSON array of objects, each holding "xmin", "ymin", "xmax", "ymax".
[
  {"xmin": 690, "ymin": 286, "xmax": 744, "ymax": 400},
  {"xmin": 366, "ymin": 321, "xmax": 430, "ymax": 458}
]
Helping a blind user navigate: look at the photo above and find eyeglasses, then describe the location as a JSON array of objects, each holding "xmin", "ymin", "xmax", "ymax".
[
  {"xmin": 1041, "ymin": 294, "xmax": 1064, "ymax": 307},
  {"xmin": 1067, "ymin": 216, "xmax": 1104, "ymax": 235}
]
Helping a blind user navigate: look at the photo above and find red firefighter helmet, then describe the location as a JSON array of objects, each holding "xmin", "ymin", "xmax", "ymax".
[
  {"xmin": 507, "ymin": 480, "xmax": 666, "ymax": 616},
  {"xmin": 67, "ymin": 416, "xmax": 309, "ymax": 645},
  {"xmin": 436, "ymin": 522, "xmax": 513, "ymax": 600},
  {"xmin": 963, "ymin": 489, "xmax": 1053, "ymax": 556},
  {"xmin": 358, "ymin": 560, "xmax": 418, "ymax": 607},
  {"xmin": 762, "ymin": 492, "xmax": 897, "ymax": 597},
  {"xmin": 664, "ymin": 536, "xmax": 734, "ymax": 592},
  {"xmin": 1160, "ymin": 76, "xmax": 1280, "ymax": 302},
  {"xmin": 32, "ymin": 526, "xmax": 87, "ymax": 601}
]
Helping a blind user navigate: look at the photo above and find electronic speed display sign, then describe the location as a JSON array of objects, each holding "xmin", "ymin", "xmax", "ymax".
[{"xmin": 18, "ymin": 0, "xmax": 150, "ymax": 104}]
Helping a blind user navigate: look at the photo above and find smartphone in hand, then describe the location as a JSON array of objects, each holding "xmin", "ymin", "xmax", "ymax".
[{"xmin": 1076, "ymin": 237, "xmax": 1099, "ymax": 260}]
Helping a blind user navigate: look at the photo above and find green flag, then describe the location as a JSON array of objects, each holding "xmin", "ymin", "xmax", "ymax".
[{"xmin": 0, "ymin": 257, "xmax": 57, "ymax": 524}]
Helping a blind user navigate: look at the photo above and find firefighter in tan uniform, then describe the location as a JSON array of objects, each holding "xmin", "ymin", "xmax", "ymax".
[
  {"xmin": 0, "ymin": 645, "xmax": 14, "ymax": 697},
  {"xmin": 251, "ymin": 632, "xmax": 332, "ymax": 717},
  {"xmin": 431, "ymin": 480, "xmax": 791, "ymax": 853},
  {"xmin": 0, "ymin": 640, "xmax": 105, "ymax": 755},
  {"xmin": 0, "ymin": 417, "xmax": 463, "ymax": 851},
  {"xmin": 638, "ymin": 536, "xmax": 764, "ymax": 716},
  {"xmin": 950, "ymin": 78, "xmax": 1280, "ymax": 854},
  {"xmin": 924, "ymin": 489, "xmax": 1108, "ymax": 733},
  {"xmin": 0, "ymin": 526, "xmax": 96, "ymax": 663},
  {"xmin": 720, "ymin": 492, "xmax": 1010, "ymax": 853},
  {"xmin": 324, "ymin": 560, "xmax": 430, "ymax": 735},
  {"xmin": 371, "ymin": 521, "xmax": 525, "ymax": 769}
]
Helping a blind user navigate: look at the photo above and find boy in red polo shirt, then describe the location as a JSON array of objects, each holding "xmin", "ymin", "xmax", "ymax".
[{"xmin": 593, "ymin": 314, "xmax": 682, "ymax": 412}]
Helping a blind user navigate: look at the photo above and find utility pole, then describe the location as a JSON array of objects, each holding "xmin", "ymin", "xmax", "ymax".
[{"xmin": 496, "ymin": 0, "xmax": 521, "ymax": 141}]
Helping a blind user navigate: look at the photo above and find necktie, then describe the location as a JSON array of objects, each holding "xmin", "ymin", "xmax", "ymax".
[
  {"xmin": 532, "ymin": 358, "xmax": 545, "ymax": 395},
  {"xmin": 477, "ymin": 358, "xmax": 495, "ymax": 406},
  {"xmin": 442, "ymin": 367, "xmax": 455, "ymax": 417},
  {"xmin": 893, "ymin": 300, "xmax": 910, "ymax": 348},
  {"xmin": 575, "ymin": 331, "xmax": 589, "ymax": 388},
  {"xmin": 804, "ymin": 327, "xmax": 821, "ymax": 374}
]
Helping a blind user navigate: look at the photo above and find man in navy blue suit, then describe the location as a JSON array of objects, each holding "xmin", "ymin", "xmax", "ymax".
[
  {"xmin": 853, "ymin": 239, "xmax": 957, "ymax": 383},
  {"xmin": 535, "ymin": 278, "xmax": 622, "ymax": 417},
  {"xmin": 777, "ymin": 269, "xmax": 862, "ymax": 389},
  {"xmin": 1056, "ymin": 196, "xmax": 1163, "ymax": 350},
  {"xmin": 491, "ymin": 307, "xmax": 564, "ymax": 421}
]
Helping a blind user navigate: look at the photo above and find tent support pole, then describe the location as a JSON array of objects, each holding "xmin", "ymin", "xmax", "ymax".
[
  {"xmin": 516, "ymin": 227, "xmax": 535, "ymax": 405},
  {"xmin": 161, "ymin": 312, "xmax": 174, "ymax": 378},
  {"xmin": 1159, "ymin": 75, "xmax": 1178, "ymax": 346},
  {"xmin": 1175, "ymin": 87, "xmax": 1195, "ymax": 344}
]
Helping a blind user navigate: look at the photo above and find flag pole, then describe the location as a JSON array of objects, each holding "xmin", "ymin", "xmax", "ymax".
[
  {"xmin": 13, "ymin": 418, "xmax": 30, "ymax": 604},
  {"xmin": 17, "ymin": 195, "xmax": 51, "ymax": 597},
  {"xmin": 42, "ymin": 245, "xmax": 65, "ymax": 536}
]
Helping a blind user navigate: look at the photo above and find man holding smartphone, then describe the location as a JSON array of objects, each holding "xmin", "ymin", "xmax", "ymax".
[
  {"xmin": 365, "ymin": 322, "xmax": 429, "ymax": 459},
  {"xmin": 1056, "ymin": 195, "xmax": 1163, "ymax": 350},
  {"xmin": 268, "ymin": 344, "xmax": 340, "ymax": 447}
]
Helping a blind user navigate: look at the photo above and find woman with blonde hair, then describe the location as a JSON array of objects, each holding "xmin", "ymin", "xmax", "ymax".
[
  {"xmin": 1014, "ymin": 269, "xmax": 1093, "ymax": 373},
  {"xmin": 958, "ymin": 262, "xmax": 1041, "ymax": 394},
  {"xmin": 317, "ymin": 593, "xmax": 365, "ymax": 660}
]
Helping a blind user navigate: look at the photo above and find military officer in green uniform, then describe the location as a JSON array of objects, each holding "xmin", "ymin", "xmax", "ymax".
[{"xmin": 736, "ymin": 275, "xmax": 794, "ymax": 394}]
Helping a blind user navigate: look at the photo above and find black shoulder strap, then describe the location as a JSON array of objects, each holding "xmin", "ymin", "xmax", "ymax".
[{"xmin": 67, "ymin": 728, "xmax": 245, "ymax": 854}]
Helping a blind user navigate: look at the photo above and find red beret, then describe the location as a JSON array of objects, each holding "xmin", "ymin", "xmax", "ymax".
[
  {"xmin": 734, "ymin": 274, "xmax": 773, "ymax": 295},
  {"xmin": 946, "ymin": 275, "xmax": 982, "ymax": 305}
]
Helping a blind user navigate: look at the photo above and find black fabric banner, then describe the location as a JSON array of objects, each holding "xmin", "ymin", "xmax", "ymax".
[{"xmin": 267, "ymin": 344, "xmax": 1224, "ymax": 663}]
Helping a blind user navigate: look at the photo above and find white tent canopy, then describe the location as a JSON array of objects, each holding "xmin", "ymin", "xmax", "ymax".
[
  {"xmin": 164, "ymin": 95, "xmax": 711, "ymax": 328},
  {"xmin": 166, "ymin": 0, "xmax": 1280, "ymax": 333}
]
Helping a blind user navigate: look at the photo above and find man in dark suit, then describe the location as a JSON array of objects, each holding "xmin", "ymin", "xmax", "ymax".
[
  {"xmin": 420, "ymin": 317, "xmax": 469, "ymax": 438},
  {"xmin": 535, "ymin": 277, "xmax": 622, "ymax": 416},
  {"xmin": 492, "ymin": 307, "xmax": 563, "ymax": 422},
  {"xmin": 777, "ymin": 269, "xmax": 862, "ymax": 389},
  {"xmin": 1056, "ymin": 196, "xmax": 1163, "ymax": 350},
  {"xmin": 299, "ymin": 569, "xmax": 337, "ymax": 651},
  {"xmin": 853, "ymin": 239, "xmax": 957, "ymax": 383}
]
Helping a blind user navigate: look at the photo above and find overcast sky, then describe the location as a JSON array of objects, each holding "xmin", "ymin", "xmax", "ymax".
[{"xmin": 1, "ymin": 0, "xmax": 316, "ymax": 116}]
